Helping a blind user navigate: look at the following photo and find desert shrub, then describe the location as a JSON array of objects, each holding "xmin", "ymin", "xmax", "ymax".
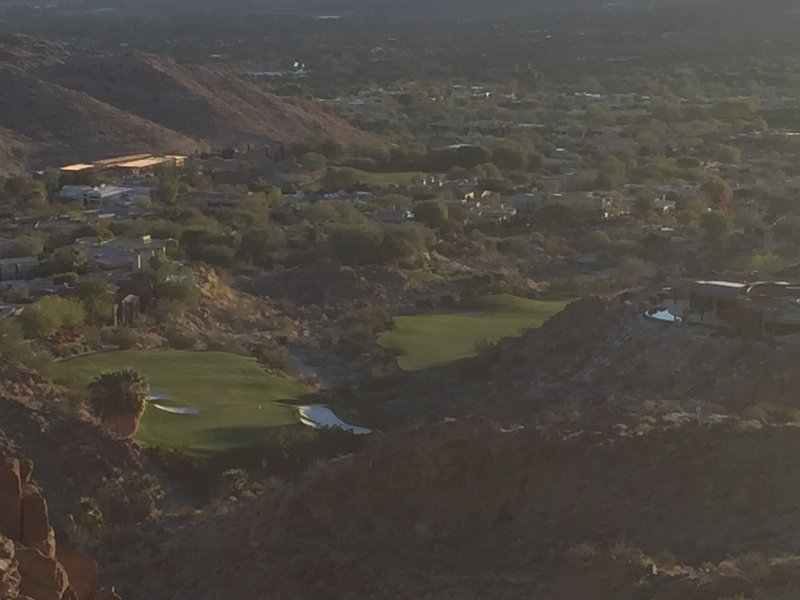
[
  {"xmin": 616, "ymin": 256, "xmax": 656, "ymax": 286},
  {"xmin": 53, "ymin": 272, "xmax": 79, "ymax": 286},
  {"xmin": 0, "ymin": 318, "xmax": 53, "ymax": 371},
  {"xmin": 254, "ymin": 347, "xmax": 299, "ymax": 378},
  {"xmin": 163, "ymin": 326, "xmax": 200, "ymax": 350},
  {"xmin": 3, "ymin": 287, "xmax": 30, "ymax": 303},
  {"xmin": 106, "ymin": 327, "xmax": 141, "ymax": 350},
  {"xmin": 18, "ymin": 296, "xmax": 86, "ymax": 338}
]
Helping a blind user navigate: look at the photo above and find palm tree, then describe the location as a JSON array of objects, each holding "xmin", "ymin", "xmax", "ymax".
[{"xmin": 88, "ymin": 369, "xmax": 149, "ymax": 437}]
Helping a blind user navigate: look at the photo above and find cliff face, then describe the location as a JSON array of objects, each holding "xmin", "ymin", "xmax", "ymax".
[{"xmin": 0, "ymin": 458, "xmax": 118, "ymax": 600}]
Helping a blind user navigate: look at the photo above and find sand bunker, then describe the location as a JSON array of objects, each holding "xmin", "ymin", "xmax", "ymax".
[
  {"xmin": 151, "ymin": 404, "xmax": 200, "ymax": 415},
  {"xmin": 298, "ymin": 405, "xmax": 371, "ymax": 435},
  {"xmin": 645, "ymin": 307, "xmax": 682, "ymax": 323}
]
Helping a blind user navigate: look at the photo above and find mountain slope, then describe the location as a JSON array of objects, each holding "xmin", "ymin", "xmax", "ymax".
[
  {"xmin": 0, "ymin": 35, "xmax": 376, "ymax": 172},
  {"xmin": 0, "ymin": 63, "xmax": 199, "ymax": 169},
  {"xmin": 35, "ymin": 53, "xmax": 376, "ymax": 148}
]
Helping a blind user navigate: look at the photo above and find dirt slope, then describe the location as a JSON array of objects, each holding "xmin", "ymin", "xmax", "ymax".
[{"xmin": 104, "ymin": 417, "xmax": 800, "ymax": 599}]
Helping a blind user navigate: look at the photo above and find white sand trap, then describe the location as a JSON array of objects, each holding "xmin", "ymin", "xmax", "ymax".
[
  {"xmin": 151, "ymin": 404, "xmax": 200, "ymax": 415},
  {"xmin": 646, "ymin": 308, "xmax": 682, "ymax": 323},
  {"xmin": 298, "ymin": 405, "xmax": 371, "ymax": 435},
  {"xmin": 148, "ymin": 391, "xmax": 173, "ymax": 401}
]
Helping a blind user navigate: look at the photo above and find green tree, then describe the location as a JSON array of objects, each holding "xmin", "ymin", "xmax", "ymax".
[
  {"xmin": 152, "ymin": 176, "xmax": 180, "ymax": 205},
  {"xmin": 239, "ymin": 226, "xmax": 287, "ymax": 266},
  {"xmin": 634, "ymin": 196, "xmax": 656, "ymax": 219},
  {"xmin": 491, "ymin": 145, "xmax": 527, "ymax": 171},
  {"xmin": 414, "ymin": 200, "xmax": 449, "ymax": 229},
  {"xmin": 88, "ymin": 369, "xmax": 149, "ymax": 438},
  {"xmin": 701, "ymin": 176, "xmax": 733, "ymax": 205},
  {"xmin": 18, "ymin": 296, "xmax": 85, "ymax": 338},
  {"xmin": 299, "ymin": 152, "xmax": 327, "ymax": 172},
  {"xmin": 52, "ymin": 246, "xmax": 89, "ymax": 274},
  {"xmin": 700, "ymin": 211, "xmax": 732, "ymax": 248},
  {"xmin": 381, "ymin": 222, "xmax": 434, "ymax": 264},
  {"xmin": 329, "ymin": 223, "xmax": 384, "ymax": 265},
  {"xmin": 2, "ymin": 175, "xmax": 47, "ymax": 210},
  {"xmin": 77, "ymin": 279, "xmax": 118, "ymax": 325},
  {"xmin": 8, "ymin": 235, "xmax": 44, "ymax": 258},
  {"xmin": 616, "ymin": 256, "xmax": 656, "ymax": 286},
  {"xmin": 322, "ymin": 168, "xmax": 359, "ymax": 191},
  {"xmin": 0, "ymin": 319, "xmax": 52, "ymax": 371},
  {"xmin": 595, "ymin": 155, "xmax": 626, "ymax": 189},
  {"xmin": 446, "ymin": 166, "xmax": 470, "ymax": 181}
]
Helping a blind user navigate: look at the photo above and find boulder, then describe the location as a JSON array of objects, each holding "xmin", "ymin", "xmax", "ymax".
[
  {"xmin": 20, "ymin": 488, "xmax": 55, "ymax": 558},
  {"xmin": 16, "ymin": 546, "xmax": 70, "ymax": 600},
  {"xmin": 0, "ymin": 459, "xmax": 22, "ymax": 540},
  {"xmin": 56, "ymin": 548, "xmax": 97, "ymax": 600},
  {"xmin": 0, "ymin": 534, "xmax": 21, "ymax": 598},
  {"xmin": 18, "ymin": 460, "xmax": 33, "ymax": 485}
]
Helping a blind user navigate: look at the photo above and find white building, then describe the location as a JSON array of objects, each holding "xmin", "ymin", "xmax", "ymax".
[{"xmin": 60, "ymin": 185, "xmax": 151, "ymax": 207}]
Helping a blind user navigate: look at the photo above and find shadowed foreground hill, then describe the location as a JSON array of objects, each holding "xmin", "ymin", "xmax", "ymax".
[{"xmin": 106, "ymin": 417, "xmax": 800, "ymax": 599}]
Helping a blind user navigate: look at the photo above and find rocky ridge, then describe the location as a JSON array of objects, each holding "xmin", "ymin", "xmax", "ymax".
[{"xmin": 0, "ymin": 458, "xmax": 117, "ymax": 600}]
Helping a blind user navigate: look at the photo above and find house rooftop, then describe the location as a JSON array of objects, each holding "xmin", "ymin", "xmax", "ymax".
[
  {"xmin": 59, "ymin": 163, "xmax": 95, "ymax": 172},
  {"xmin": 115, "ymin": 157, "xmax": 171, "ymax": 169}
]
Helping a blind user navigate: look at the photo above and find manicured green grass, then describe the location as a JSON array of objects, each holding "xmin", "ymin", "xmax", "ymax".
[
  {"xmin": 378, "ymin": 294, "xmax": 569, "ymax": 371},
  {"xmin": 54, "ymin": 350, "xmax": 309, "ymax": 453},
  {"xmin": 336, "ymin": 167, "xmax": 429, "ymax": 187}
]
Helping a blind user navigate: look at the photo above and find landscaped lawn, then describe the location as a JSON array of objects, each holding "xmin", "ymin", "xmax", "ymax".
[
  {"xmin": 378, "ymin": 294, "xmax": 569, "ymax": 371},
  {"xmin": 55, "ymin": 350, "xmax": 309, "ymax": 453}
]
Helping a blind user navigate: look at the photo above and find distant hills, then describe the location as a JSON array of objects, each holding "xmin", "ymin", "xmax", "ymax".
[{"xmin": 0, "ymin": 34, "xmax": 376, "ymax": 173}]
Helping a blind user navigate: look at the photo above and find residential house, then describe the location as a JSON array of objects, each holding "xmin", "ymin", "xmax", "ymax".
[
  {"xmin": 370, "ymin": 209, "xmax": 414, "ymax": 224},
  {"xmin": 180, "ymin": 191, "xmax": 248, "ymax": 213},
  {"xmin": 677, "ymin": 279, "xmax": 800, "ymax": 342},
  {"xmin": 60, "ymin": 185, "xmax": 151, "ymax": 207},
  {"xmin": 508, "ymin": 192, "xmax": 546, "ymax": 214},
  {"xmin": 60, "ymin": 154, "xmax": 186, "ymax": 178},
  {"xmin": 654, "ymin": 197, "xmax": 677, "ymax": 216},
  {"xmin": 0, "ymin": 256, "xmax": 40, "ymax": 281},
  {"xmin": 76, "ymin": 235, "xmax": 170, "ymax": 271},
  {"xmin": 472, "ymin": 206, "xmax": 518, "ymax": 225}
]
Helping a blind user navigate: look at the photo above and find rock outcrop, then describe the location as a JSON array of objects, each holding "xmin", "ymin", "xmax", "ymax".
[{"xmin": 0, "ymin": 458, "xmax": 115, "ymax": 600}]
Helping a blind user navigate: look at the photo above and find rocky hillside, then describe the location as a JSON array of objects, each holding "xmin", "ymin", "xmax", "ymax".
[
  {"xmin": 104, "ymin": 416, "xmax": 800, "ymax": 599},
  {"xmin": 342, "ymin": 295, "xmax": 800, "ymax": 431},
  {"xmin": 0, "ymin": 34, "xmax": 376, "ymax": 173},
  {"xmin": 0, "ymin": 358, "xmax": 160, "ymax": 535}
]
